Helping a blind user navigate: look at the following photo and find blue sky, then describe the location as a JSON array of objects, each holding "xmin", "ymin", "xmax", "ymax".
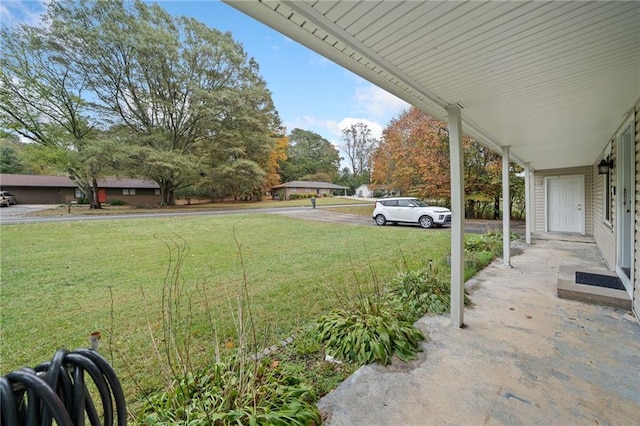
[{"xmin": 1, "ymin": 0, "xmax": 410, "ymax": 159}]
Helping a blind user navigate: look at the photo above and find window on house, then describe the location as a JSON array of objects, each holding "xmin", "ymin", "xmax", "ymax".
[
  {"xmin": 122, "ymin": 189, "xmax": 136, "ymax": 195},
  {"xmin": 74, "ymin": 188, "xmax": 84, "ymax": 198},
  {"xmin": 155, "ymin": 189, "xmax": 160, "ymax": 195}
]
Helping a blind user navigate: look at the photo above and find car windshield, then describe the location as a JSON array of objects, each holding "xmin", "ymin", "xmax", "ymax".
[{"xmin": 410, "ymin": 199, "xmax": 429, "ymax": 207}]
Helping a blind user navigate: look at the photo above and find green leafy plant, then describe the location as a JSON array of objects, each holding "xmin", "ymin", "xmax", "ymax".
[
  {"xmin": 275, "ymin": 327, "xmax": 358, "ymax": 398},
  {"xmin": 387, "ymin": 263, "xmax": 469, "ymax": 321},
  {"xmin": 132, "ymin": 234, "xmax": 322, "ymax": 425},
  {"xmin": 108, "ymin": 199, "xmax": 126, "ymax": 206},
  {"xmin": 140, "ymin": 355, "xmax": 321, "ymax": 425},
  {"xmin": 316, "ymin": 288, "xmax": 424, "ymax": 366}
]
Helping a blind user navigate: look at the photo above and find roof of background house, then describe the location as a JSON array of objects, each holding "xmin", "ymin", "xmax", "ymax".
[
  {"xmin": 0, "ymin": 174, "xmax": 159, "ymax": 189},
  {"xmin": 271, "ymin": 181, "xmax": 348, "ymax": 190}
]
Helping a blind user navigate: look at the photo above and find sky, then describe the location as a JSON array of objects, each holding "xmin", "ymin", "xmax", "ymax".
[{"xmin": 1, "ymin": 0, "xmax": 410, "ymax": 163}]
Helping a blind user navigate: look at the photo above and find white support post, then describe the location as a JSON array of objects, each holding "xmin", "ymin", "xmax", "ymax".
[
  {"xmin": 447, "ymin": 104, "xmax": 465, "ymax": 328},
  {"xmin": 524, "ymin": 162, "xmax": 531, "ymax": 245},
  {"xmin": 502, "ymin": 146, "xmax": 511, "ymax": 267}
]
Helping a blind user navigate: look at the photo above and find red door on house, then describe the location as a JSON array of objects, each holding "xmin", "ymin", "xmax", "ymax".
[{"xmin": 98, "ymin": 188, "xmax": 107, "ymax": 203}]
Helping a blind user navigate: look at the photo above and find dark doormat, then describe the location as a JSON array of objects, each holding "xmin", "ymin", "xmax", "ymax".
[{"xmin": 575, "ymin": 272, "xmax": 625, "ymax": 291}]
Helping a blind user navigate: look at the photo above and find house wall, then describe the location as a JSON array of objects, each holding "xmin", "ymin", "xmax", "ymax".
[
  {"xmin": 634, "ymin": 99, "xmax": 640, "ymax": 317},
  {"xmin": 104, "ymin": 188, "xmax": 161, "ymax": 207},
  {"xmin": 0, "ymin": 185, "xmax": 160, "ymax": 206},
  {"xmin": 531, "ymin": 167, "xmax": 593, "ymax": 236},
  {"xmin": 0, "ymin": 186, "xmax": 75, "ymax": 204},
  {"xmin": 283, "ymin": 187, "xmax": 331, "ymax": 200},
  {"xmin": 592, "ymin": 149, "xmax": 617, "ymax": 269}
]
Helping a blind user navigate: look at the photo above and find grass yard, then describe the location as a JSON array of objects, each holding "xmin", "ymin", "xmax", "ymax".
[
  {"xmin": 27, "ymin": 196, "xmax": 373, "ymax": 216},
  {"xmin": 0, "ymin": 213, "xmax": 449, "ymax": 407}
]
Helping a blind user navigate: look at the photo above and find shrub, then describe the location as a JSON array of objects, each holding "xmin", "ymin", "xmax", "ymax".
[
  {"xmin": 108, "ymin": 199, "xmax": 126, "ymax": 206},
  {"xmin": 140, "ymin": 355, "xmax": 321, "ymax": 425},
  {"xmin": 386, "ymin": 264, "xmax": 468, "ymax": 321},
  {"xmin": 76, "ymin": 197, "xmax": 89, "ymax": 205},
  {"xmin": 275, "ymin": 327, "xmax": 358, "ymax": 398},
  {"xmin": 465, "ymin": 230, "xmax": 518, "ymax": 254},
  {"xmin": 316, "ymin": 292, "xmax": 424, "ymax": 366}
]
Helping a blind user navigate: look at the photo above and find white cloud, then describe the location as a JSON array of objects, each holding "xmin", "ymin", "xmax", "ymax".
[
  {"xmin": 352, "ymin": 81, "xmax": 409, "ymax": 120},
  {"xmin": 1, "ymin": 1, "xmax": 47, "ymax": 27},
  {"xmin": 285, "ymin": 116, "xmax": 382, "ymax": 141}
]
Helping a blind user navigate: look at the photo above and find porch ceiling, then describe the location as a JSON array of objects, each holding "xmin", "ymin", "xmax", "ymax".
[{"xmin": 223, "ymin": 0, "xmax": 640, "ymax": 171}]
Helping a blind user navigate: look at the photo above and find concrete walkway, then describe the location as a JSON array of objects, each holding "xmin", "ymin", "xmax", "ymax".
[{"xmin": 318, "ymin": 238, "xmax": 640, "ymax": 425}]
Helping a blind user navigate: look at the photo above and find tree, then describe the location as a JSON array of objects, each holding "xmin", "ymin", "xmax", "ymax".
[
  {"xmin": 372, "ymin": 107, "xmax": 522, "ymax": 218},
  {"xmin": 280, "ymin": 128, "xmax": 340, "ymax": 182},
  {"xmin": 340, "ymin": 122, "xmax": 376, "ymax": 178},
  {"xmin": 264, "ymin": 135, "xmax": 288, "ymax": 188},
  {"xmin": 0, "ymin": 20, "xmax": 105, "ymax": 207},
  {"xmin": 42, "ymin": 0, "xmax": 280, "ymax": 205},
  {"xmin": 372, "ymin": 107, "xmax": 450, "ymax": 200}
]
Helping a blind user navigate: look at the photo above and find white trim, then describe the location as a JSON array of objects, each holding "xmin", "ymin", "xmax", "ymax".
[
  {"xmin": 502, "ymin": 146, "xmax": 511, "ymax": 267},
  {"xmin": 447, "ymin": 105, "xmax": 465, "ymax": 328},
  {"xmin": 615, "ymin": 116, "xmax": 635, "ymax": 297},
  {"xmin": 544, "ymin": 175, "xmax": 585, "ymax": 235},
  {"xmin": 524, "ymin": 163, "xmax": 532, "ymax": 245}
]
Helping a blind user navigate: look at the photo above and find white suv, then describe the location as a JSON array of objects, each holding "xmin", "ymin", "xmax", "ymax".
[{"xmin": 372, "ymin": 197, "xmax": 451, "ymax": 228}]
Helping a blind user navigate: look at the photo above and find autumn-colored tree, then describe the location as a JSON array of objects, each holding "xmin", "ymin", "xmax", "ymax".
[
  {"xmin": 372, "ymin": 106, "xmax": 524, "ymax": 219},
  {"xmin": 372, "ymin": 107, "xmax": 450, "ymax": 200},
  {"xmin": 264, "ymin": 135, "xmax": 288, "ymax": 188}
]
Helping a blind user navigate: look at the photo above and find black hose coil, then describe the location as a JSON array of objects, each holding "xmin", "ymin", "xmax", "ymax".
[{"xmin": 1, "ymin": 349, "xmax": 127, "ymax": 426}]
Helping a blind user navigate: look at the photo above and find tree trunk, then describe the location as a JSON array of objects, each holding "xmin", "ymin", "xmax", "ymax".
[
  {"xmin": 494, "ymin": 195, "xmax": 500, "ymax": 220},
  {"xmin": 90, "ymin": 177, "xmax": 102, "ymax": 209},
  {"xmin": 159, "ymin": 181, "xmax": 175, "ymax": 206}
]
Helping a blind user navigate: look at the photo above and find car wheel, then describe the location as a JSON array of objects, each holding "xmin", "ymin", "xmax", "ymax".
[
  {"xmin": 419, "ymin": 215, "xmax": 434, "ymax": 229},
  {"xmin": 375, "ymin": 214, "xmax": 387, "ymax": 226}
]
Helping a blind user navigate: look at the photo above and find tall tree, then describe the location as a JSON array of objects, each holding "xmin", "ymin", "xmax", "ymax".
[
  {"xmin": 372, "ymin": 107, "xmax": 450, "ymax": 200},
  {"xmin": 43, "ymin": 0, "xmax": 280, "ymax": 205},
  {"xmin": 0, "ymin": 20, "xmax": 105, "ymax": 207},
  {"xmin": 280, "ymin": 128, "xmax": 340, "ymax": 182},
  {"xmin": 372, "ymin": 106, "xmax": 522, "ymax": 218},
  {"xmin": 340, "ymin": 122, "xmax": 376, "ymax": 178}
]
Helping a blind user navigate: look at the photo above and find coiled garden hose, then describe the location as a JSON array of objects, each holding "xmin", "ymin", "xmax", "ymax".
[{"xmin": 1, "ymin": 349, "xmax": 126, "ymax": 426}]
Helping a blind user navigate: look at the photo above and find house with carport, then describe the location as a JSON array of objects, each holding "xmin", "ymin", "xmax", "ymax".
[{"xmin": 224, "ymin": 1, "xmax": 640, "ymax": 323}]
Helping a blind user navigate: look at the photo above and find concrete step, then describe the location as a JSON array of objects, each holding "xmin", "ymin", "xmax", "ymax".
[{"xmin": 557, "ymin": 265, "xmax": 631, "ymax": 310}]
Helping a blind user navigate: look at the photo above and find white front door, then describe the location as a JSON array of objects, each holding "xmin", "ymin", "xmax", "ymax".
[{"xmin": 547, "ymin": 176, "xmax": 584, "ymax": 234}]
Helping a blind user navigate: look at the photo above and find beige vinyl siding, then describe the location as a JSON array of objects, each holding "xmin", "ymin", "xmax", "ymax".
[
  {"xmin": 593, "ymin": 147, "xmax": 616, "ymax": 270},
  {"xmin": 532, "ymin": 167, "xmax": 592, "ymax": 235},
  {"xmin": 634, "ymin": 99, "xmax": 639, "ymax": 318}
]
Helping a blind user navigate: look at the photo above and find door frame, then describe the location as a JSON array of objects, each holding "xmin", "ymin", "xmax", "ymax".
[
  {"xmin": 544, "ymin": 175, "xmax": 585, "ymax": 235},
  {"xmin": 615, "ymin": 117, "xmax": 635, "ymax": 297}
]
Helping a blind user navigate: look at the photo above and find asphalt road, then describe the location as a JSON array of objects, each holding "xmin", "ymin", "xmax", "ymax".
[
  {"xmin": 0, "ymin": 204, "xmax": 524, "ymax": 235},
  {"xmin": 0, "ymin": 204, "xmax": 319, "ymax": 225}
]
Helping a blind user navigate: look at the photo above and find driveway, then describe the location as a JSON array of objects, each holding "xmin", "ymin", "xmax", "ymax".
[
  {"xmin": 0, "ymin": 204, "xmax": 61, "ymax": 218},
  {"xmin": 272, "ymin": 207, "xmax": 526, "ymax": 235}
]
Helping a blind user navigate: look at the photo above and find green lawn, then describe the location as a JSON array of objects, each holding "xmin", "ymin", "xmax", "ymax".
[
  {"xmin": 28, "ymin": 196, "xmax": 373, "ymax": 216},
  {"xmin": 0, "ymin": 213, "xmax": 449, "ymax": 403}
]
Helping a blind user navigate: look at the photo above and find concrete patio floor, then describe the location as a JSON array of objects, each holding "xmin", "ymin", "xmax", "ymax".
[{"xmin": 318, "ymin": 237, "xmax": 640, "ymax": 425}]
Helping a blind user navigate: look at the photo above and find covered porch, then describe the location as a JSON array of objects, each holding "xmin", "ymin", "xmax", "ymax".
[{"xmin": 317, "ymin": 237, "xmax": 640, "ymax": 423}]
